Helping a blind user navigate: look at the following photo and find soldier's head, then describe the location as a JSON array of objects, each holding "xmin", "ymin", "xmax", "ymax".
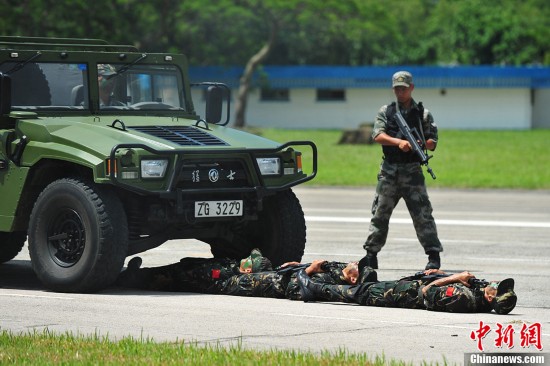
[
  {"xmin": 486, "ymin": 278, "xmax": 517, "ymax": 315},
  {"xmin": 342, "ymin": 261, "xmax": 360, "ymax": 284},
  {"xmin": 239, "ymin": 248, "xmax": 272, "ymax": 274},
  {"xmin": 392, "ymin": 70, "xmax": 414, "ymax": 104},
  {"xmin": 97, "ymin": 64, "xmax": 117, "ymax": 102}
]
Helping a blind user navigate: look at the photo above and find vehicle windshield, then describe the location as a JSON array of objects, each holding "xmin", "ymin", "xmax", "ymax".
[
  {"xmin": 97, "ymin": 63, "xmax": 184, "ymax": 111},
  {"xmin": 0, "ymin": 61, "xmax": 185, "ymax": 111},
  {"xmin": 0, "ymin": 62, "xmax": 88, "ymax": 110}
]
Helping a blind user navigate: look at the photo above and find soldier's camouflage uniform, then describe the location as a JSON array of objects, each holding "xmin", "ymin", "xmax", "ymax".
[
  {"xmin": 306, "ymin": 274, "xmax": 493, "ymax": 313},
  {"xmin": 222, "ymin": 262, "xmax": 350, "ymax": 300},
  {"xmin": 117, "ymin": 257, "xmax": 350, "ymax": 301},
  {"xmin": 365, "ymin": 99, "xmax": 443, "ymax": 256}
]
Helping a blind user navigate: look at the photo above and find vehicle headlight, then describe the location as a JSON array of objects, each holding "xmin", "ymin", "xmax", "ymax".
[
  {"xmin": 141, "ymin": 159, "xmax": 168, "ymax": 178},
  {"xmin": 256, "ymin": 157, "xmax": 281, "ymax": 176}
]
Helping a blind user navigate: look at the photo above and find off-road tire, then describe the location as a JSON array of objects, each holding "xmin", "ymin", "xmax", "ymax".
[
  {"xmin": 0, "ymin": 231, "xmax": 27, "ymax": 263},
  {"xmin": 210, "ymin": 189, "xmax": 306, "ymax": 266},
  {"xmin": 28, "ymin": 178, "xmax": 128, "ymax": 293}
]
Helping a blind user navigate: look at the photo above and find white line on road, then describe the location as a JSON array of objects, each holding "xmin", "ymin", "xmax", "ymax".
[
  {"xmin": 306, "ymin": 216, "xmax": 550, "ymax": 228},
  {"xmin": 0, "ymin": 293, "xmax": 74, "ymax": 300}
]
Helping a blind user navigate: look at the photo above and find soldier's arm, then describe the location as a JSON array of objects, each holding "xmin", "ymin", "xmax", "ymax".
[
  {"xmin": 423, "ymin": 110, "xmax": 438, "ymax": 151},
  {"xmin": 421, "ymin": 271, "xmax": 474, "ymax": 295},
  {"xmin": 372, "ymin": 105, "xmax": 389, "ymax": 141},
  {"xmin": 279, "ymin": 261, "xmax": 301, "ymax": 268},
  {"xmin": 305, "ymin": 260, "xmax": 328, "ymax": 276}
]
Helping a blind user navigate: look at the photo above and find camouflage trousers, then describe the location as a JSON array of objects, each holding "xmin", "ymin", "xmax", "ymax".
[
  {"xmin": 364, "ymin": 160, "xmax": 443, "ymax": 254},
  {"xmin": 311, "ymin": 279, "xmax": 425, "ymax": 309},
  {"xmin": 221, "ymin": 272, "xmax": 289, "ymax": 299},
  {"xmin": 116, "ymin": 257, "xmax": 240, "ymax": 293}
]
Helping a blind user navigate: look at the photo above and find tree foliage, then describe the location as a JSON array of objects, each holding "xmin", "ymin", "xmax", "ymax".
[
  {"xmin": 1, "ymin": 0, "xmax": 548, "ymax": 125},
  {"xmin": 1, "ymin": 0, "xmax": 547, "ymax": 66}
]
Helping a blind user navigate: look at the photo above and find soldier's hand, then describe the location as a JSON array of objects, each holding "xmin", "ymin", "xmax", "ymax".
[
  {"xmin": 280, "ymin": 261, "xmax": 301, "ymax": 268},
  {"xmin": 457, "ymin": 271, "xmax": 475, "ymax": 287},
  {"xmin": 306, "ymin": 260, "xmax": 327, "ymax": 275},
  {"xmin": 424, "ymin": 269, "xmax": 445, "ymax": 275},
  {"xmin": 398, "ymin": 140, "xmax": 411, "ymax": 152},
  {"xmin": 425, "ymin": 139, "xmax": 436, "ymax": 150}
]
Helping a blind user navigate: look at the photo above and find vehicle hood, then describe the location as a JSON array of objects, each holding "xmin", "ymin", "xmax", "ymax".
[{"xmin": 18, "ymin": 115, "xmax": 281, "ymax": 159}]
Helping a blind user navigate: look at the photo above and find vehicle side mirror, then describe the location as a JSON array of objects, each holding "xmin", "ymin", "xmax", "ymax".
[
  {"xmin": 205, "ymin": 85, "xmax": 224, "ymax": 124},
  {"xmin": 191, "ymin": 82, "xmax": 231, "ymax": 126}
]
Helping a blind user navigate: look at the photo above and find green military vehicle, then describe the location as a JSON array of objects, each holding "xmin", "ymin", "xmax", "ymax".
[{"xmin": 0, "ymin": 36, "xmax": 316, "ymax": 293}]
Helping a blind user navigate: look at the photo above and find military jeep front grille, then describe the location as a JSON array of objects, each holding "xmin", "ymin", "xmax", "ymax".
[
  {"xmin": 129, "ymin": 126, "xmax": 228, "ymax": 146},
  {"xmin": 177, "ymin": 160, "xmax": 251, "ymax": 189}
]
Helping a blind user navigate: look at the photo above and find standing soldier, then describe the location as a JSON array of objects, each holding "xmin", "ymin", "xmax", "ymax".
[{"xmin": 361, "ymin": 70, "xmax": 442, "ymax": 270}]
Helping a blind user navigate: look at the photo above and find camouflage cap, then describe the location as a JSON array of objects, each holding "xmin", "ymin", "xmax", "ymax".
[
  {"xmin": 97, "ymin": 64, "xmax": 117, "ymax": 76},
  {"xmin": 240, "ymin": 248, "xmax": 272, "ymax": 273},
  {"xmin": 392, "ymin": 71, "xmax": 413, "ymax": 88},
  {"xmin": 493, "ymin": 278, "xmax": 517, "ymax": 315}
]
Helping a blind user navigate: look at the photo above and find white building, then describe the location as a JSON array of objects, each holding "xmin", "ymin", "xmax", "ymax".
[{"xmin": 189, "ymin": 66, "xmax": 550, "ymax": 130}]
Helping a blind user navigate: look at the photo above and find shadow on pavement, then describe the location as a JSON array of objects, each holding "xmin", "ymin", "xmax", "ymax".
[{"xmin": 0, "ymin": 259, "xmax": 44, "ymax": 291}]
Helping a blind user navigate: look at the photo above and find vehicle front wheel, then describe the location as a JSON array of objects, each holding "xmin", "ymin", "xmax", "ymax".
[
  {"xmin": 28, "ymin": 178, "xmax": 128, "ymax": 293},
  {"xmin": 0, "ymin": 231, "xmax": 27, "ymax": 264},
  {"xmin": 210, "ymin": 189, "xmax": 306, "ymax": 266}
]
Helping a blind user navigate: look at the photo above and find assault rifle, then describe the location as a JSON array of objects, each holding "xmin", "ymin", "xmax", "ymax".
[
  {"xmin": 275, "ymin": 261, "xmax": 336, "ymax": 275},
  {"xmin": 394, "ymin": 108, "xmax": 436, "ymax": 179},
  {"xmin": 409, "ymin": 271, "xmax": 489, "ymax": 288}
]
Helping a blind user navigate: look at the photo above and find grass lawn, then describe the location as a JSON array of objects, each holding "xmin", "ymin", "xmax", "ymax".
[
  {"xmin": 0, "ymin": 329, "xmax": 407, "ymax": 366},
  {"xmin": 260, "ymin": 129, "xmax": 550, "ymax": 189}
]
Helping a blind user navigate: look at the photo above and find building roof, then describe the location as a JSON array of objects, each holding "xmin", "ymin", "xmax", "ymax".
[{"xmin": 189, "ymin": 65, "xmax": 550, "ymax": 89}]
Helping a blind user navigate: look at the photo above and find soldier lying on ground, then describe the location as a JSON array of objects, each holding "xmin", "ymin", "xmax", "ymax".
[
  {"xmin": 116, "ymin": 251, "xmax": 517, "ymax": 314},
  {"xmin": 116, "ymin": 249, "xmax": 370, "ymax": 300},
  {"xmin": 296, "ymin": 266, "xmax": 517, "ymax": 314}
]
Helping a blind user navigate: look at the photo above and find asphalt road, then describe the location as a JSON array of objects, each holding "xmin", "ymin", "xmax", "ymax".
[{"xmin": 1, "ymin": 187, "xmax": 549, "ymax": 365}]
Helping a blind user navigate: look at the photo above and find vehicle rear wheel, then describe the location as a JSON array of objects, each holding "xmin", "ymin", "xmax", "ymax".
[
  {"xmin": 210, "ymin": 189, "xmax": 306, "ymax": 266},
  {"xmin": 28, "ymin": 178, "xmax": 128, "ymax": 293},
  {"xmin": 0, "ymin": 231, "xmax": 27, "ymax": 263}
]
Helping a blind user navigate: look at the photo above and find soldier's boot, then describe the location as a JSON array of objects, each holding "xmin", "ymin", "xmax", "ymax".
[
  {"xmin": 425, "ymin": 251, "xmax": 441, "ymax": 270},
  {"xmin": 358, "ymin": 251, "xmax": 378, "ymax": 270}
]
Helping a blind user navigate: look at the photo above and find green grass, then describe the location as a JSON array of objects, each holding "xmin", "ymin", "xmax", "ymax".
[
  {"xmin": 0, "ymin": 329, "xmax": 422, "ymax": 366},
  {"xmin": 260, "ymin": 129, "xmax": 550, "ymax": 189}
]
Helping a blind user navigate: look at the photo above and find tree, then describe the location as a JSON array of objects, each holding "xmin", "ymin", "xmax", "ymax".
[
  {"xmin": 425, "ymin": 0, "xmax": 550, "ymax": 65},
  {"xmin": 233, "ymin": 1, "xmax": 281, "ymax": 128}
]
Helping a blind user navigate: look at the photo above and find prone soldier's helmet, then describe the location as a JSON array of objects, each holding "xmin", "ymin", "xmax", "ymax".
[
  {"xmin": 239, "ymin": 248, "xmax": 272, "ymax": 273},
  {"xmin": 492, "ymin": 278, "xmax": 517, "ymax": 315}
]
